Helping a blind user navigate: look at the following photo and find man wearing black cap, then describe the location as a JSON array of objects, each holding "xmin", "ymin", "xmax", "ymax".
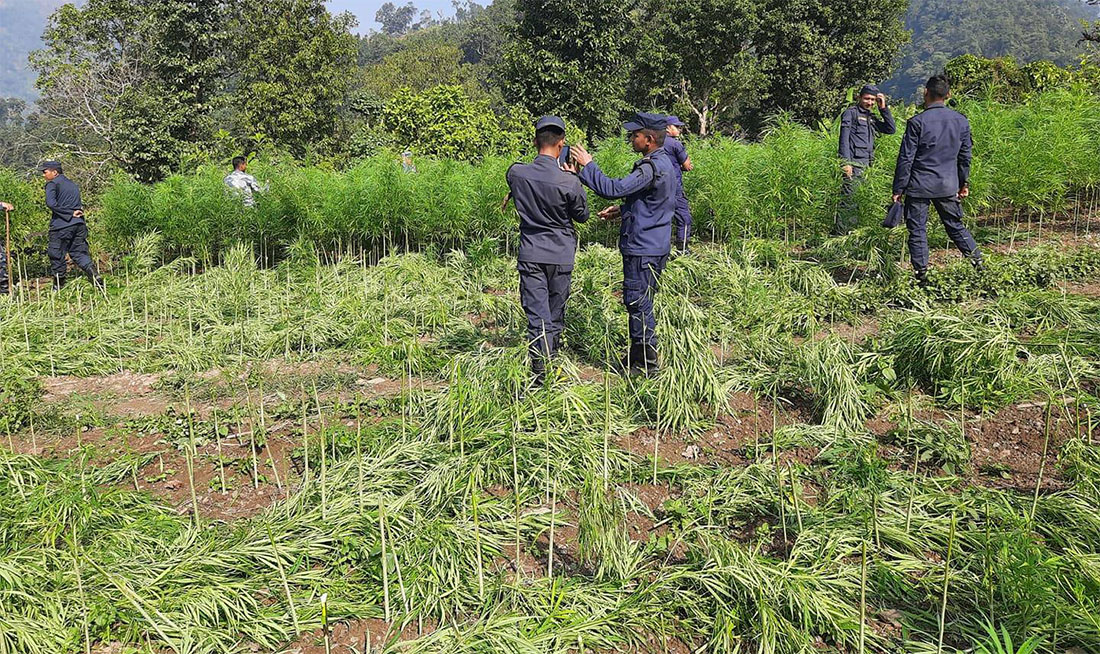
[
  {"xmin": 41, "ymin": 161, "xmax": 103, "ymax": 291},
  {"xmin": 892, "ymin": 75, "xmax": 982, "ymax": 287},
  {"xmin": 835, "ymin": 84, "xmax": 896, "ymax": 235},
  {"xmin": 664, "ymin": 116, "xmax": 694, "ymax": 251},
  {"xmin": 570, "ymin": 112, "xmax": 677, "ymax": 376},
  {"xmin": 506, "ymin": 115, "xmax": 589, "ymax": 385}
]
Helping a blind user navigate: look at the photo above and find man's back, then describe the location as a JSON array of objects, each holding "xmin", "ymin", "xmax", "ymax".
[
  {"xmin": 224, "ymin": 169, "xmax": 261, "ymax": 207},
  {"xmin": 507, "ymin": 155, "xmax": 588, "ymax": 266},
  {"xmin": 892, "ymin": 103, "xmax": 972, "ymax": 199},
  {"xmin": 45, "ymin": 174, "xmax": 84, "ymax": 230}
]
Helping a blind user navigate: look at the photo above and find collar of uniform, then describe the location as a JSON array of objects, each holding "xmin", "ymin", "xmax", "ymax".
[
  {"xmin": 534, "ymin": 154, "xmax": 559, "ymax": 164},
  {"xmin": 925, "ymin": 101, "xmax": 947, "ymax": 110},
  {"xmin": 856, "ymin": 105, "xmax": 872, "ymax": 115}
]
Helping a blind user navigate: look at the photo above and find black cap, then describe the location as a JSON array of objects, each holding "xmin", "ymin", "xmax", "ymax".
[
  {"xmin": 666, "ymin": 115, "xmax": 685, "ymax": 127},
  {"xmin": 858, "ymin": 84, "xmax": 881, "ymax": 97},
  {"xmin": 38, "ymin": 160, "xmax": 62, "ymax": 171},
  {"xmin": 534, "ymin": 115, "xmax": 566, "ymax": 132},
  {"xmin": 622, "ymin": 112, "xmax": 668, "ymax": 132}
]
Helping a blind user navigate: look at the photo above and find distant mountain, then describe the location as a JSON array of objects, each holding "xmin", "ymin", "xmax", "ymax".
[
  {"xmin": 0, "ymin": 0, "xmax": 72, "ymax": 102},
  {"xmin": 884, "ymin": 0, "xmax": 1099, "ymax": 100}
]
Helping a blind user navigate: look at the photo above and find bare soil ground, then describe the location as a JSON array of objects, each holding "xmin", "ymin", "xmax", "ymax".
[{"xmin": 282, "ymin": 618, "xmax": 435, "ymax": 654}]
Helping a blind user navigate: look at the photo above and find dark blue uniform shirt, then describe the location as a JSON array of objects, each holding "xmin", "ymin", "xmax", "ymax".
[
  {"xmin": 507, "ymin": 154, "xmax": 589, "ymax": 266},
  {"xmin": 45, "ymin": 174, "xmax": 84, "ymax": 231},
  {"xmin": 662, "ymin": 137, "xmax": 688, "ymax": 182},
  {"xmin": 892, "ymin": 102, "xmax": 972, "ymax": 199},
  {"xmin": 839, "ymin": 105, "xmax": 896, "ymax": 165},
  {"xmin": 579, "ymin": 150, "xmax": 677, "ymax": 257}
]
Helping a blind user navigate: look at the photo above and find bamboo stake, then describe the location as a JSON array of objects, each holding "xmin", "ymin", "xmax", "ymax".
[
  {"xmin": 936, "ymin": 512, "xmax": 957, "ymax": 654},
  {"xmin": 1030, "ymin": 398, "xmax": 1054, "ymax": 524},
  {"xmin": 858, "ymin": 540, "xmax": 867, "ymax": 654},
  {"xmin": 214, "ymin": 410, "xmax": 227, "ymax": 494},
  {"xmin": 266, "ymin": 524, "xmax": 301, "ymax": 635},
  {"xmin": 379, "ymin": 498, "xmax": 391, "ymax": 622}
]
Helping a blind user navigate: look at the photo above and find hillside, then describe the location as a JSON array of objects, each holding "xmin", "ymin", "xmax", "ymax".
[
  {"xmin": 0, "ymin": 0, "xmax": 73, "ymax": 102},
  {"xmin": 884, "ymin": 0, "xmax": 1099, "ymax": 99}
]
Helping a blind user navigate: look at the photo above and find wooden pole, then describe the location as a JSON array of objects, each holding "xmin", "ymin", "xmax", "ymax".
[{"xmin": 4, "ymin": 208, "xmax": 13, "ymax": 298}]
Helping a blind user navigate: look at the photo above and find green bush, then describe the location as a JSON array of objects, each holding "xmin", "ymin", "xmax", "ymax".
[{"xmin": 94, "ymin": 88, "xmax": 1100, "ymax": 261}]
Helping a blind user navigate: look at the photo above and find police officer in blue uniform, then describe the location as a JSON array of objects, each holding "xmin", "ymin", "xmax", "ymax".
[
  {"xmin": 0, "ymin": 200, "xmax": 12, "ymax": 295},
  {"xmin": 663, "ymin": 116, "xmax": 694, "ymax": 251},
  {"xmin": 836, "ymin": 84, "xmax": 896, "ymax": 235},
  {"xmin": 41, "ymin": 161, "xmax": 103, "ymax": 291},
  {"xmin": 506, "ymin": 116, "xmax": 589, "ymax": 384},
  {"xmin": 892, "ymin": 75, "xmax": 983, "ymax": 287},
  {"xmin": 569, "ymin": 112, "xmax": 678, "ymax": 376}
]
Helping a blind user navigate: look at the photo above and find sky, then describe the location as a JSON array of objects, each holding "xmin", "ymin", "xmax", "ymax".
[{"xmin": 329, "ymin": 0, "xmax": 457, "ymax": 33}]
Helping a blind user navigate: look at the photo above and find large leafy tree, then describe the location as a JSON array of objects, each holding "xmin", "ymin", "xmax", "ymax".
[
  {"xmin": 375, "ymin": 2, "xmax": 419, "ymax": 35},
  {"xmin": 360, "ymin": 37, "xmax": 481, "ymax": 99},
  {"xmin": 228, "ymin": 0, "xmax": 358, "ymax": 157},
  {"xmin": 748, "ymin": 0, "xmax": 908, "ymax": 129},
  {"xmin": 381, "ymin": 84, "xmax": 526, "ymax": 158},
  {"xmin": 633, "ymin": 0, "xmax": 759, "ymax": 135},
  {"xmin": 30, "ymin": 0, "xmax": 226, "ymax": 181},
  {"xmin": 501, "ymin": 0, "xmax": 638, "ymax": 137}
]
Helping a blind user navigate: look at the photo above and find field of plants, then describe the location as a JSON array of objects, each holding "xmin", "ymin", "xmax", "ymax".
[{"xmin": 1, "ymin": 88, "xmax": 1100, "ymax": 654}]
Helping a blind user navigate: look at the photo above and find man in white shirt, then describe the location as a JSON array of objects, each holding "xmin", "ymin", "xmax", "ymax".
[{"xmin": 223, "ymin": 156, "xmax": 266, "ymax": 208}]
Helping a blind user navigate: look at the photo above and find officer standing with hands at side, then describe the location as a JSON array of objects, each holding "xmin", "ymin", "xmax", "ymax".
[
  {"xmin": 663, "ymin": 116, "xmax": 694, "ymax": 251},
  {"xmin": 1, "ymin": 200, "xmax": 13, "ymax": 295},
  {"xmin": 835, "ymin": 84, "xmax": 895, "ymax": 235},
  {"xmin": 892, "ymin": 74, "xmax": 983, "ymax": 287},
  {"xmin": 41, "ymin": 161, "xmax": 104, "ymax": 291},
  {"xmin": 506, "ymin": 116, "xmax": 589, "ymax": 385},
  {"xmin": 568, "ymin": 112, "xmax": 678, "ymax": 376}
]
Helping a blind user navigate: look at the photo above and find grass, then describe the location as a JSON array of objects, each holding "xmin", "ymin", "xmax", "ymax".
[
  {"xmin": 1, "ymin": 178, "xmax": 1100, "ymax": 652},
  {"xmin": 36, "ymin": 86, "xmax": 1094, "ymax": 264}
]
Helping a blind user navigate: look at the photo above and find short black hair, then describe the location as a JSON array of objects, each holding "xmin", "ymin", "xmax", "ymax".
[
  {"xmin": 534, "ymin": 127, "xmax": 565, "ymax": 149},
  {"xmin": 232, "ymin": 156, "xmax": 248, "ymax": 169},
  {"xmin": 640, "ymin": 128, "xmax": 665, "ymax": 147},
  {"xmin": 43, "ymin": 165, "xmax": 62, "ymax": 174},
  {"xmin": 926, "ymin": 75, "xmax": 950, "ymax": 100}
]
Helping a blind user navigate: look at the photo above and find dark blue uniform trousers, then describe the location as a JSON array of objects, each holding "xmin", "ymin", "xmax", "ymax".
[
  {"xmin": 623, "ymin": 254, "xmax": 668, "ymax": 348},
  {"xmin": 674, "ymin": 190, "xmax": 692, "ymax": 245},
  {"xmin": 48, "ymin": 223, "xmax": 96, "ymax": 282},
  {"xmin": 518, "ymin": 261, "xmax": 573, "ymax": 368},
  {"xmin": 836, "ymin": 166, "xmax": 867, "ymax": 235},
  {"xmin": 0, "ymin": 244, "xmax": 8, "ymax": 293},
  {"xmin": 904, "ymin": 197, "xmax": 979, "ymax": 271}
]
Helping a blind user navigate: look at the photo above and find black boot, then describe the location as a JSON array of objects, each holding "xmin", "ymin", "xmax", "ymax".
[
  {"xmin": 968, "ymin": 253, "xmax": 984, "ymax": 272},
  {"xmin": 641, "ymin": 344, "xmax": 660, "ymax": 377},
  {"xmin": 619, "ymin": 343, "xmax": 644, "ymax": 376},
  {"xmin": 914, "ymin": 268, "xmax": 929, "ymax": 289},
  {"xmin": 52, "ymin": 274, "xmax": 67, "ymax": 291},
  {"xmin": 82, "ymin": 266, "xmax": 106, "ymax": 290}
]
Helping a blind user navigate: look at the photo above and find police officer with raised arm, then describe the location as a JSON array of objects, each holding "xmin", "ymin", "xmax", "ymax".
[
  {"xmin": 569, "ymin": 112, "xmax": 677, "ymax": 376},
  {"xmin": 506, "ymin": 116, "xmax": 589, "ymax": 385},
  {"xmin": 892, "ymin": 74, "xmax": 983, "ymax": 287},
  {"xmin": 41, "ymin": 161, "xmax": 103, "ymax": 291},
  {"xmin": 663, "ymin": 116, "xmax": 694, "ymax": 251},
  {"xmin": 836, "ymin": 84, "xmax": 895, "ymax": 235}
]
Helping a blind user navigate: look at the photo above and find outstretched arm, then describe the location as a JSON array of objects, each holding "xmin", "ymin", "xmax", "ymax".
[{"xmin": 578, "ymin": 162, "xmax": 654, "ymax": 199}]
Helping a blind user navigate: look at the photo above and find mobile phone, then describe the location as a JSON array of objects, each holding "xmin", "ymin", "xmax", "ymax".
[{"xmin": 559, "ymin": 145, "xmax": 571, "ymax": 166}]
